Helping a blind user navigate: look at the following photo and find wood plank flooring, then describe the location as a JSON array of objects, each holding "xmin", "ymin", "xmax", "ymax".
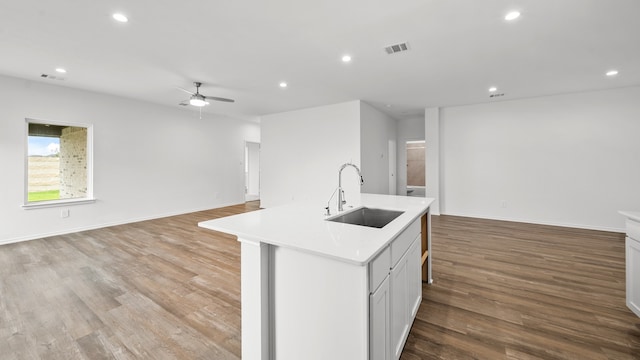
[
  {"xmin": 1, "ymin": 204, "xmax": 639, "ymax": 359},
  {"xmin": 0, "ymin": 202, "xmax": 259, "ymax": 360},
  {"xmin": 403, "ymin": 215, "xmax": 640, "ymax": 360}
]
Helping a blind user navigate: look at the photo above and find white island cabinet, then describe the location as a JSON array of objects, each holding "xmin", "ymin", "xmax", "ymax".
[
  {"xmin": 199, "ymin": 194, "xmax": 433, "ymax": 360},
  {"xmin": 620, "ymin": 211, "xmax": 640, "ymax": 318}
]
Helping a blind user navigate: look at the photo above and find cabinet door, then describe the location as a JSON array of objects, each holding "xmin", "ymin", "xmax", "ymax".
[
  {"xmin": 407, "ymin": 237, "xmax": 422, "ymax": 319},
  {"xmin": 627, "ymin": 237, "xmax": 640, "ymax": 317},
  {"xmin": 390, "ymin": 252, "xmax": 409, "ymax": 360},
  {"xmin": 370, "ymin": 276, "xmax": 390, "ymax": 360}
]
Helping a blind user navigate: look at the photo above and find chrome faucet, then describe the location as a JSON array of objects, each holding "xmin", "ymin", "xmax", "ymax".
[{"xmin": 338, "ymin": 163, "xmax": 364, "ymax": 212}]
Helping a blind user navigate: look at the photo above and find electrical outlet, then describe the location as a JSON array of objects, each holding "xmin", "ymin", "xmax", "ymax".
[
  {"xmin": 60, "ymin": 209, "xmax": 70, "ymax": 218},
  {"xmin": 501, "ymin": 201, "xmax": 507, "ymax": 208}
]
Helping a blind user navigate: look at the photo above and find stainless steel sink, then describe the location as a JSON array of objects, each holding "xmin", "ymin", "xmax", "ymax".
[{"xmin": 327, "ymin": 207, "xmax": 404, "ymax": 228}]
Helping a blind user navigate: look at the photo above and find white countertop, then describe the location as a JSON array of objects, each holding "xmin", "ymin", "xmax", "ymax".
[
  {"xmin": 199, "ymin": 193, "xmax": 434, "ymax": 265},
  {"xmin": 619, "ymin": 211, "xmax": 640, "ymax": 223}
]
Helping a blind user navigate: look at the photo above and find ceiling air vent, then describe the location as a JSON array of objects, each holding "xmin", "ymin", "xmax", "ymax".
[
  {"xmin": 40, "ymin": 74, "xmax": 65, "ymax": 81},
  {"xmin": 384, "ymin": 42, "xmax": 410, "ymax": 55}
]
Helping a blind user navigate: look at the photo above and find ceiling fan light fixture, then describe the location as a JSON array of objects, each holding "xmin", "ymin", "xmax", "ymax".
[
  {"xmin": 112, "ymin": 13, "xmax": 129, "ymax": 23},
  {"xmin": 505, "ymin": 11, "xmax": 521, "ymax": 21},
  {"xmin": 190, "ymin": 98, "xmax": 207, "ymax": 107},
  {"xmin": 178, "ymin": 81, "xmax": 234, "ymax": 107}
]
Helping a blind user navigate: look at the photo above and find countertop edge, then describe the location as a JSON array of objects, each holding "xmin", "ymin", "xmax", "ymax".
[
  {"xmin": 197, "ymin": 221, "xmax": 366, "ymax": 266},
  {"xmin": 619, "ymin": 211, "xmax": 640, "ymax": 223},
  {"xmin": 198, "ymin": 208, "xmax": 429, "ymax": 266},
  {"xmin": 198, "ymin": 195, "xmax": 434, "ymax": 266}
]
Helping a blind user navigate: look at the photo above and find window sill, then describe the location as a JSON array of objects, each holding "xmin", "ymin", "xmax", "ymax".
[{"xmin": 22, "ymin": 198, "xmax": 96, "ymax": 210}]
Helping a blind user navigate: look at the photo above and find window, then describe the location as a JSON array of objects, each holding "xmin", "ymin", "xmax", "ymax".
[{"xmin": 24, "ymin": 119, "xmax": 94, "ymax": 208}]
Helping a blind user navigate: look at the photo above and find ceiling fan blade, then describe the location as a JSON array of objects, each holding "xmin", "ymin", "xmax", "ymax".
[
  {"xmin": 177, "ymin": 87, "xmax": 195, "ymax": 95},
  {"xmin": 179, "ymin": 100, "xmax": 189, "ymax": 106},
  {"xmin": 204, "ymin": 95, "xmax": 235, "ymax": 103}
]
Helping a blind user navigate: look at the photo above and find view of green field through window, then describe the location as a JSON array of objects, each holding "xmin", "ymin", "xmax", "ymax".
[{"xmin": 28, "ymin": 135, "xmax": 61, "ymax": 201}]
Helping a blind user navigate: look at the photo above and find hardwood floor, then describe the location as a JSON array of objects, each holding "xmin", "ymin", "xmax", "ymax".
[
  {"xmin": 0, "ymin": 202, "xmax": 259, "ymax": 360},
  {"xmin": 402, "ymin": 215, "xmax": 640, "ymax": 360},
  {"xmin": 1, "ymin": 204, "xmax": 638, "ymax": 359}
]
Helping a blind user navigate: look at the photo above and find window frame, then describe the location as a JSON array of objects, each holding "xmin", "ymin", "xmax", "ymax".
[{"xmin": 22, "ymin": 118, "xmax": 95, "ymax": 209}]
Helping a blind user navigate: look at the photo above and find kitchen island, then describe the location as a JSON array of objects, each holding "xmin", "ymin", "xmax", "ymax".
[
  {"xmin": 620, "ymin": 211, "xmax": 640, "ymax": 318},
  {"xmin": 199, "ymin": 193, "xmax": 434, "ymax": 360}
]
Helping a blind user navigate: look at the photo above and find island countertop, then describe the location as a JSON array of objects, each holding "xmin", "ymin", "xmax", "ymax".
[{"xmin": 198, "ymin": 193, "xmax": 434, "ymax": 265}]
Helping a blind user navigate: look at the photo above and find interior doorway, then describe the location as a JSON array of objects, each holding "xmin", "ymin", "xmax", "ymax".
[
  {"xmin": 406, "ymin": 140, "xmax": 425, "ymax": 197},
  {"xmin": 245, "ymin": 141, "xmax": 260, "ymax": 202}
]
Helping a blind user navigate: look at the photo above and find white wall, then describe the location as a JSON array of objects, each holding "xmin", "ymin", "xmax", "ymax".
[
  {"xmin": 440, "ymin": 86, "xmax": 640, "ymax": 231},
  {"xmin": 260, "ymin": 101, "xmax": 361, "ymax": 210},
  {"xmin": 0, "ymin": 74, "xmax": 260, "ymax": 244},
  {"xmin": 396, "ymin": 116, "xmax": 425, "ymax": 197},
  {"xmin": 359, "ymin": 102, "xmax": 397, "ymax": 196}
]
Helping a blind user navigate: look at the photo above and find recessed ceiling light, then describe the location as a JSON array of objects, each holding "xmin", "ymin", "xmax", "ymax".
[
  {"xmin": 489, "ymin": 87, "xmax": 498, "ymax": 92},
  {"xmin": 55, "ymin": 68, "xmax": 67, "ymax": 73},
  {"xmin": 279, "ymin": 82, "xmax": 287, "ymax": 88},
  {"xmin": 606, "ymin": 70, "xmax": 619, "ymax": 77},
  {"xmin": 342, "ymin": 55, "xmax": 352, "ymax": 63},
  {"xmin": 112, "ymin": 13, "xmax": 128, "ymax": 23},
  {"xmin": 505, "ymin": 11, "xmax": 521, "ymax": 21},
  {"xmin": 386, "ymin": 104, "xmax": 392, "ymax": 108}
]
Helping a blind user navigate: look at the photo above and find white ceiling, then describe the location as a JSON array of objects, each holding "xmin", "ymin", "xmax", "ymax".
[{"xmin": 1, "ymin": 0, "xmax": 639, "ymax": 121}]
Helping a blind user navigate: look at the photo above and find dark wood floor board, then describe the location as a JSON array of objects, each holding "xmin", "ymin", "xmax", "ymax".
[
  {"xmin": 435, "ymin": 234, "xmax": 624, "ymax": 281},
  {"xmin": 463, "ymin": 311, "xmax": 610, "ymax": 359},
  {"xmin": 2, "ymin": 203, "xmax": 639, "ymax": 359},
  {"xmin": 437, "ymin": 270, "xmax": 635, "ymax": 336},
  {"xmin": 417, "ymin": 293, "xmax": 610, "ymax": 359},
  {"xmin": 442, "ymin": 267, "xmax": 628, "ymax": 320},
  {"xmin": 433, "ymin": 259, "xmax": 630, "ymax": 318},
  {"xmin": 403, "ymin": 318, "xmax": 509, "ymax": 359},
  {"xmin": 519, "ymin": 312, "xmax": 632, "ymax": 352}
]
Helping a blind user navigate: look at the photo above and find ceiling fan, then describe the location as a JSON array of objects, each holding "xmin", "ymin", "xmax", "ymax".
[{"xmin": 178, "ymin": 82, "xmax": 235, "ymax": 107}]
